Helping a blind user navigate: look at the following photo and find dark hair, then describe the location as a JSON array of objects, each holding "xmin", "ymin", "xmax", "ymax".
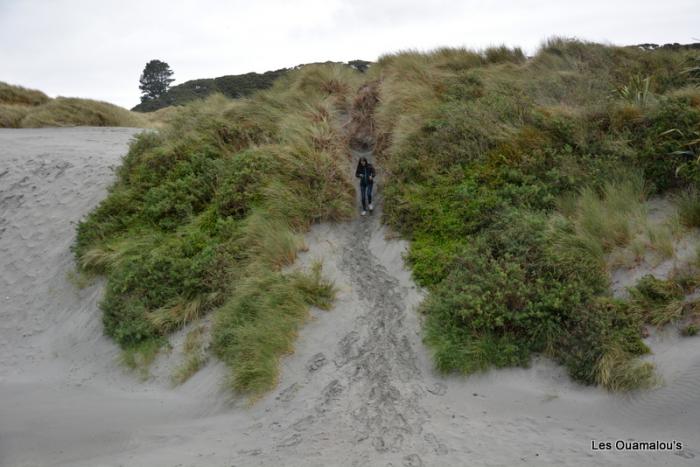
[{"xmin": 359, "ymin": 157, "xmax": 368, "ymax": 164}]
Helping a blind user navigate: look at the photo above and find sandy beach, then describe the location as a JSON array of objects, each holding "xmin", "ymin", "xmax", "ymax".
[{"xmin": 1, "ymin": 127, "xmax": 699, "ymax": 466}]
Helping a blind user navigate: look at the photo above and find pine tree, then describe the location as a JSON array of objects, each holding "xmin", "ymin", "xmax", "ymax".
[{"xmin": 139, "ymin": 60, "xmax": 175, "ymax": 102}]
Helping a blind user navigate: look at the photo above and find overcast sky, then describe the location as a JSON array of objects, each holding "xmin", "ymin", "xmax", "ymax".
[{"xmin": 1, "ymin": 0, "xmax": 698, "ymax": 109}]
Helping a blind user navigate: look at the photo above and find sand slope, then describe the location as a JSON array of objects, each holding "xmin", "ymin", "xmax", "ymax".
[{"xmin": 1, "ymin": 130, "xmax": 699, "ymax": 466}]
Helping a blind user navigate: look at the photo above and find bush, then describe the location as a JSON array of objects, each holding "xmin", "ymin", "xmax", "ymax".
[
  {"xmin": 374, "ymin": 41, "xmax": 699, "ymax": 390},
  {"xmin": 75, "ymin": 63, "xmax": 360, "ymax": 394}
]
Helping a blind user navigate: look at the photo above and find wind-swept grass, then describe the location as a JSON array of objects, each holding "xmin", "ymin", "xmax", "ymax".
[
  {"xmin": 213, "ymin": 262, "xmax": 334, "ymax": 395},
  {"xmin": 0, "ymin": 81, "xmax": 49, "ymax": 106},
  {"xmin": 676, "ymin": 188, "xmax": 700, "ymax": 228},
  {"xmin": 75, "ymin": 64, "xmax": 360, "ymax": 396},
  {"xmin": 0, "ymin": 81, "xmax": 147, "ymax": 128},
  {"xmin": 172, "ymin": 325, "xmax": 208, "ymax": 385}
]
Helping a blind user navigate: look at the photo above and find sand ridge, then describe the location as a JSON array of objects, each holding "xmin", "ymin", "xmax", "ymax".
[{"xmin": 1, "ymin": 129, "xmax": 699, "ymax": 466}]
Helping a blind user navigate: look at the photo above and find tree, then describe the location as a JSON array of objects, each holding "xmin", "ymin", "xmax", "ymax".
[
  {"xmin": 348, "ymin": 60, "xmax": 372, "ymax": 73},
  {"xmin": 139, "ymin": 59, "xmax": 175, "ymax": 102}
]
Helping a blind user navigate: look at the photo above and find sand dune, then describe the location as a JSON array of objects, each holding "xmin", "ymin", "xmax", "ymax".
[{"xmin": 1, "ymin": 128, "xmax": 699, "ymax": 466}]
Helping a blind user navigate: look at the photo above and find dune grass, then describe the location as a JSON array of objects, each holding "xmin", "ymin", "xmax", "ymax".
[
  {"xmin": 0, "ymin": 81, "xmax": 49, "ymax": 106},
  {"xmin": 75, "ymin": 64, "xmax": 360, "ymax": 396},
  {"xmin": 372, "ymin": 40, "xmax": 700, "ymax": 391},
  {"xmin": 0, "ymin": 81, "xmax": 147, "ymax": 128},
  {"xmin": 172, "ymin": 325, "xmax": 208, "ymax": 385},
  {"xmin": 676, "ymin": 188, "xmax": 700, "ymax": 228},
  {"xmin": 75, "ymin": 41, "xmax": 700, "ymax": 394}
]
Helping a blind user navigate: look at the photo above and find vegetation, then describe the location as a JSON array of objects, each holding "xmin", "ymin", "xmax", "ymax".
[
  {"xmin": 75, "ymin": 64, "xmax": 361, "ymax": 396},
  {"xmin": 139, "ymin": 59, "xmax": 175, "ymax": 103},
  {"xmin": 172, "ymin": 325, "xmax": 208, "ymax": 385},
  {"xmin": 0, "ymin": 81, "xmax": 146, "ymax": 128},
  {"xmin": 76, "ymin": 39, "xmax": 700, "ymax": 396},
  {"xmin": 370, "ymin": 39, "xmax": 700, "ymax": 391},
  {"xmin": 131, "ymin": 60, "xmax": 372, "ymax": 112}
]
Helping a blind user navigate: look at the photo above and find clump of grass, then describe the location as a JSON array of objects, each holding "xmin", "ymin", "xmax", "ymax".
[
  {"xmin": 595, "ymin": 345, "xmax": 658, "ymax": 391},
  {"xmin": 212, "ymin": 262, "xmax": 334, "ymax": 396},
  {"xmin": 482, "ymin": 45, "xmax": 526, "ymax": 65},
  {"xmin": 628, "ymin": 275, "xmax": 687, "ymax": 326},
  {"xmin": 551, "ymin": 174, "xmax": 648, "ymax": 267},
  {"xmin": 172, "ymin": 325, "xmax": 208, "ymax": 385},
  {"xmin": 121, "ymin": 338, "xmax": 165, "ymax": 380},
  {"xmin": 675, "ymin": 188, "xmax": 700, "ymax": 228}
]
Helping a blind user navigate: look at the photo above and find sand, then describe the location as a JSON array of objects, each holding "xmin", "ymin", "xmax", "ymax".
[{"xmin": 1, "ymin": 128, "xmax": 699, "ymax": 466}]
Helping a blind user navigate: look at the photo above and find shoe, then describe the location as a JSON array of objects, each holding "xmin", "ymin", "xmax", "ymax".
[
  {"xmin": 361, "ymin": 210, "xmax": 367, "ymax": 216},
  {"xmin": 369, "ymin": 203, "xmax": 373, "ymax": 211}
]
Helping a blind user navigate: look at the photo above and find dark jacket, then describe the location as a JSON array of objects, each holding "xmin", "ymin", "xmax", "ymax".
[{"xmin": 355, "ymin": 162, "xmax": 375, "ymax": 185}]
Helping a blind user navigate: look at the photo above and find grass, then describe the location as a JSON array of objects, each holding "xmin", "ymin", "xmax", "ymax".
[
  {"xmin": 0, "ymin": 81, "xmax": 148, "ymax": 128},
  {"xmin": 213, "ymin": 262, "xmax": 335, "ymax": 395},
  {"xmin": 594, "ymin": 345, "xmax": 658, "ymax": 391},
  {"xmin": 75, "ymin": 64, "xmax": 359, "ymax": 397},
  {"xmin": 76, "ymin": 40, "xmax": 700, "ymax": 395},
  {"xmin": 172, "ymin": 325, "xmax": 208, "ymax": 385},
  {"xmin": 120, "ymin": 338, "xmax": 165, "ymax": 380},
  {"xmin": 0, "ymin": 81, "xmax": 49, "ymax": 106},
  {"xmin": 372, "ymin": 39, "xmax": 700, "ymax": 391},
  {"xmin": 676, "ymin": 188, "xmax": 700, "ymax": 227}
]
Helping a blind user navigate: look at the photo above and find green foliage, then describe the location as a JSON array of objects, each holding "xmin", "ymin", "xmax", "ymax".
[
  {"xmin": 628, "ymin": 275, "xmax": 686, "ymax": 327},
  {"xmin": 375, "ymin": 39, "xmax": 700, "ymax": 391},
  {"xmin": 212, "ymin": 263, "xmax": 334, "ymax": 395},
  {"xmin": 76, "ymin": 63, "xmax": 359, "ymax": 394},
  {"xmin": 132, "ymin": 60, "xmax": 372, "ymax": 112},
  {"xmin": 139, "ymin": 59, "xmax": 175, "ymax": 102}
]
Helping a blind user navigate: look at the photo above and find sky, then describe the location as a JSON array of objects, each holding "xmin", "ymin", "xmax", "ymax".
[{"xmin": 1, "ymin": 0, "xmax": 698, "ymax": 109}]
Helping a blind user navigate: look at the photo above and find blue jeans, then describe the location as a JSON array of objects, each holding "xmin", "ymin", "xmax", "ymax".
[{"xmin": 360, "ymin": 183, "xmax": 373, "ymax": 210}]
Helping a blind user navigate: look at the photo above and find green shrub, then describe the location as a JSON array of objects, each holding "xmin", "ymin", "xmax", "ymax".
[
  {"xmin": 374, "ymin": 41, "xmax": 699, "ymax": 390},
  {"xmin": 75, "ymin": 63, "xmax": 359, "ymax": 395}
]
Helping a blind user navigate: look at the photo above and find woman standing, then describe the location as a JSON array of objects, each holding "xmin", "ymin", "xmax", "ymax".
[{"xmin": 355, "ymin": 157, "xmax": 375, "ymax": 216}]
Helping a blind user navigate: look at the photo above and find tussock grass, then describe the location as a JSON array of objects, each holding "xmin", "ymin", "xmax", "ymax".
[
  {"xmin": 172, "ymin": 325, "xmax": 208, "ymax": 385},
  {"xmin": 595, "ymin": 345, "xmax": 658, "ymax": 391},
  {"xmin": 213, "ymin": 262, "xmax": 334, "ymax": 395},
  {"xmin": 676, "ymin": 188, "xmax": 700, "ymax": 228},
  {"xmin": 551, "ymin": 175, "xmax": 648, "ymax": 267}
]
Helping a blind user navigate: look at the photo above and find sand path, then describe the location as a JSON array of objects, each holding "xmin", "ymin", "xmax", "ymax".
[{"xmin": 1, "ymin": 129, "xmax": 699, "ymax": 466}]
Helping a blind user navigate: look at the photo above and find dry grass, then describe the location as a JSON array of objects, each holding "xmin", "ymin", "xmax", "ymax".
[
  {"xmin": 595, "ymin": 345, "xmax": 658, "ymax": 391},
  {"xmin": 0, "ymin": 81, "xmax": 49, "ymax": 106}
]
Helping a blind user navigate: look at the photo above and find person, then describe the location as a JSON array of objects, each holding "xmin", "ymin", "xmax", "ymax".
[{"xmin": 355, "ymin": 157, "xmax": 375, "ymax": 216}]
